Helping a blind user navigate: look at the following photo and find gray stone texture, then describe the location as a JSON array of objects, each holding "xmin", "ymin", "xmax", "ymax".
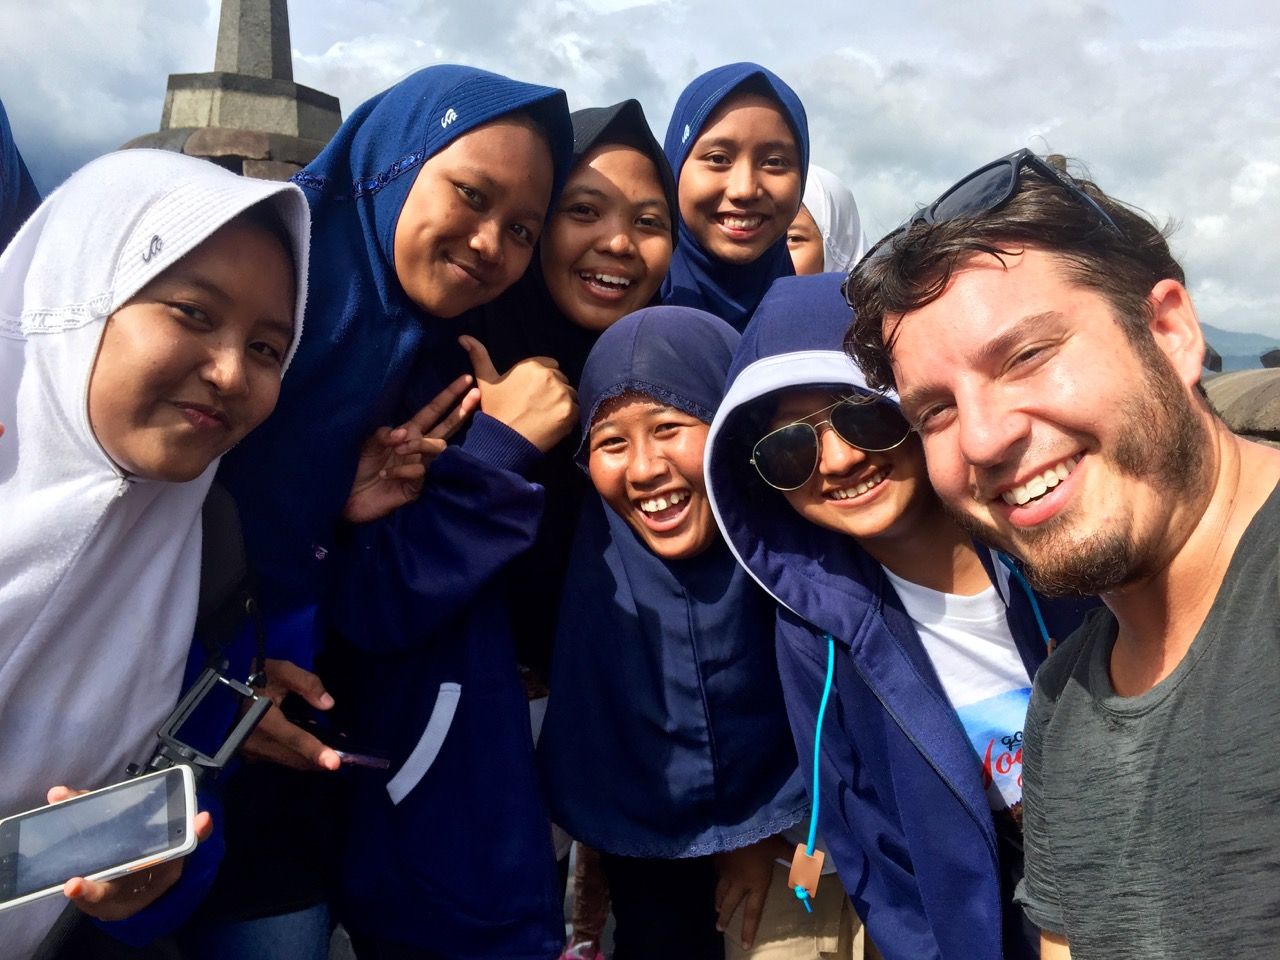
[
  {"xmin": 123, "ymin": 0, "xmax": 341, "ymax": 182},
  {"xmin": 161, "ymin": 72, "xmax": 340, "ymax": 141},
  {"xmin": 1205, "ymin": 369, "xmax": 1280, "ymax": 449},
  {"xmin": 215, "ymin": 0, "xmax": 292, "ymax": 80}
]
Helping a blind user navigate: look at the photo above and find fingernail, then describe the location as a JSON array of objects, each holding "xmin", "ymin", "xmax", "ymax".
[{"xmin": 320, "ymin": 693, "xmax": 335, "ymax": 708}]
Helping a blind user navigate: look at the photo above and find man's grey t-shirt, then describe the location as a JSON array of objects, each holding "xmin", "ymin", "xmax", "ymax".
[{"xmin": 1018, "ymin": 482, "xmax": 1280, "ymax": 959}]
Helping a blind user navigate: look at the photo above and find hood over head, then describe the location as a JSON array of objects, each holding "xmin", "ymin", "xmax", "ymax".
[
  {"xmin": 541, "ymin": 303, "xmax": 806, "ymax": 856},
  {"xmin": 705, "ymin": 272, "xmax": 902, "ymax": 640}
]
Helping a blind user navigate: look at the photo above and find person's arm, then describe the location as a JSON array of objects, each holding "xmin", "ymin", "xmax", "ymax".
[
  {"xmin": 1041, "ymin": 931, "xmax": 1072, "ymax": 958},
  {"xmin": 329, "ymin": 337, "xmax": 576, "ymax": 652}
]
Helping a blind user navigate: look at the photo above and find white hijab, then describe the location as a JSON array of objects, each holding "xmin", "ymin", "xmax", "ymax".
[
  {"xmin": 0, "ymin": 149, "xmax": 308, "ymax": 953},
  {"xmin": 802, "ymin": 163, "xmax": 868, "ymax": 274}
]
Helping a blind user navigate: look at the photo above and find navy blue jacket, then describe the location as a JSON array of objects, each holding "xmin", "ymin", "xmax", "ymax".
[
  {"xmin": 705, "ymin": 274, "xmax": 1094, "ymax": 960},
  {"xmin": 321, "ymin": 337, "xmax": 563, "ymax": 959}
]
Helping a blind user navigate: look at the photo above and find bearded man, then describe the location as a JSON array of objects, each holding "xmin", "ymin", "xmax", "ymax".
[{"xmin": 844, "ymin": 150, "xmax": 1280, "ymax": 960}]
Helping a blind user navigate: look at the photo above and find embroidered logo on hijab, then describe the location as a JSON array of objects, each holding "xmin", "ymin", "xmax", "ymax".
[
  {"xmin": 441, "ymin": 108, "xmax": 458, "ymax": 129},
  {"xmin": 142, "ymin": 235, "xmax": 163, "ymax": 263},
  {"xmin": 682, "ymin": 123, "xmax": 691, "ymax": 144}
]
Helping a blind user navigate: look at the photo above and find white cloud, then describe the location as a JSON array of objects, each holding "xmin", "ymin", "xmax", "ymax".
[{"xmin": 3, "ymin": 0, "xmax": 1278, "ymax": 336}]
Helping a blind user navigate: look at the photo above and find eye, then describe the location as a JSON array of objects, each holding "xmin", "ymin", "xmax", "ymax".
[
  {"xmin": 509, "ymin": 221, "xmax": 537, "ymax": 245},
  {"xmin": 636, "ymin": 212, "xmax": 668, "ymax": 232},
  {"xmin": 249, "ymin": 341, "xmax": 286, "ymax": 366},
  {"xmin": 704, "ymin": 151, "xmax": 731, "ymax": 166},
  {"xmin": 564, "ymin": 202, "xmax": 599, "ymax": 220},
  {"xmin": 762, "ymin": 155, "xmax": 793, "ymax": 170},
  {"xmin": 169, "ymin": 302, "xmax": 212, "ymax": 327},
  {"xmin": 786, "ymin": 232, "xmax": 806, "ymax": 245},
  {"xmin": 456, "ymin": 183, "xmax": 483, "ymax": 207},
  {"xmin": 912, "ymin": 402, "xmax": 955, "ymax": 434},
  {"xmin": 1006, "ymin": 342, "xmax": 1053, "ymax": 374}
]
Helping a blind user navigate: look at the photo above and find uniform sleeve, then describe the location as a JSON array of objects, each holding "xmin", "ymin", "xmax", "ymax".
[
  {"xmin": 328, "ymin": 413, "xmax": 545, "ymax": 652},
  {"xmin": 1015, "ymin": 680, "xmax": 1067, "ymax": 935}
]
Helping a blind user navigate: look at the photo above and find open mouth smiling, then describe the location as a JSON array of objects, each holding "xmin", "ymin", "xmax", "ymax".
[
  {"xmin": 636, "ymin": 489, "xmax": 691, "ymax": 526},
  {"xmin": 998, "ymin": 455, "xmax": 1081, "ymax": 507},
  {"xmin": 825, "ymin": 465, "xmax": 891, "ymax": 502}
]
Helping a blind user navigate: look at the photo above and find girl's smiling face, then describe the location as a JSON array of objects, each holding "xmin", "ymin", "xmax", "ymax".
[
  {"xmin": 786, "ymin": 204, "xmax": 825, "ymax": 276},
  {"xmin": 394, "ymin": 116, "xmax": 553, "ymax": 318},
  {"xmin": 677, "ymin": 92, "xmax": 802, "ymax": 265},
  {"xmin": 541, "ymin": 144, "xmax": 674, "ymax": 331},
  {"xmin": 588, "ymin": 393, "xmax": 718, "ymax": 560},
  {"xmin": 770, "ymin": 388, "xmax": 935, "ymax": 547},
  {"xmin": 88, "ymin": 217, "xmax": 296, "ymax": 482}
]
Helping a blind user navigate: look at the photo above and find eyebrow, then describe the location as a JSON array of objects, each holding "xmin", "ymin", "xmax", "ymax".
[
  {"xmin": 589, "ymin": 402, "xmax": 677, "ymax": 435},
  {"xmin": 562, "ymin": 185, "xmax": 668, "ymax": 211},
  {"xmin": 894, "ymin": 310, "xmax": 1066, "ymax": 412}
]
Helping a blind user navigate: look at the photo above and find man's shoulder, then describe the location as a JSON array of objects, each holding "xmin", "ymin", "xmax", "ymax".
[{"xmin": 1028, "ymin": 607, "xmax": 1113, "ymax": 710}]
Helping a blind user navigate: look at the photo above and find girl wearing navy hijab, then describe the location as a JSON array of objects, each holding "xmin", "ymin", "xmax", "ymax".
[
  {"xmin": 204, "ymin": 66, "xmax": 576, "ymax": 960},
  {"xmin": 539, "ymin": 307, "xmax": 809, "ymax": 959},
  {"xmin": 662, "ymin": 63, "xmax": 809, "ymax": 331},
  {"xmin": 468, "ymin": 98, "xmax": 677, "ymax": 681}
]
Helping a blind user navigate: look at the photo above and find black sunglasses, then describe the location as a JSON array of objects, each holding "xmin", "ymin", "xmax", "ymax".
[
  {"xmin": 750, "ymin": 396, "xmax": 913, "ymax": 492},
  {"xmin": 844, "ymin": 149, "xmax": 1123, "ymax": 298}
]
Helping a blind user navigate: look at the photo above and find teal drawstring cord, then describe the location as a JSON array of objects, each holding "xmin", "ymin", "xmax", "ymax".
[
  {"xmin": 996, "ymin": 553, "xmax": 1052, "ymax": 649},
  {"xmin": 794, "ymin": 633, "xmax": 836, "ymax": 914}
]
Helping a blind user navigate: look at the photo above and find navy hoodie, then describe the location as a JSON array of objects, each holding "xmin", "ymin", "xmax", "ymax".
[{"xmin": 704, "ymin": 274, "xmax": 1094, "ymax": 960}]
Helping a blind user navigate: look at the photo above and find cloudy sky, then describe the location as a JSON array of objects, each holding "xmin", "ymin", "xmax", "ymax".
[{"xmin": 3, "ymin": 0, "xmax": 1278, "ymax": 335}]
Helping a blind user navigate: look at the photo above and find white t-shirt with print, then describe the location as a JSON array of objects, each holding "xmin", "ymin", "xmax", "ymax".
[{"xmin": 882, "ymin": 566, "xmax": 1032, "ymax": 812}]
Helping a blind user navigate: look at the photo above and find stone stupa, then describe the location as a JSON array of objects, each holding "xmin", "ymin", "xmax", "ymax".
[{"xmin": 124, "ymin": 0, "xmax": 341, "ymax": 180}]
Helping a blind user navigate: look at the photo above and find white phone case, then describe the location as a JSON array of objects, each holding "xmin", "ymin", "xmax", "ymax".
[{"xmin": 0, "ymin": 765, "xmax": 197, "ymax": 911}]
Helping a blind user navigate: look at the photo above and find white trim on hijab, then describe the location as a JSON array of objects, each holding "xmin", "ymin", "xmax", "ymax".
[
  {"xmin": 802, "ymin": 163, "xmax": 868, "ymax": 274},
  {"xmin": 0, "ymin": 149, "xmax": 309, "ymax": 955}
]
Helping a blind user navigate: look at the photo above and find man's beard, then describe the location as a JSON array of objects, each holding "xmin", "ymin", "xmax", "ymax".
[{"xmin": 947, "ymin": 344, "xmax": 1210, "ymax": 597}]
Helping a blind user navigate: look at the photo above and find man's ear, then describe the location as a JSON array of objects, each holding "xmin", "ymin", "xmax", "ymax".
[{"xmin": 1146, "ymin": 279, "xmax": 1204, "ymax": 390}]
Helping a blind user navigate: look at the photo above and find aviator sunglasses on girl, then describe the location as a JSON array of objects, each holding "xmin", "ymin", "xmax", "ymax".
[{"xmin": 751, "ymin": 395, "xmax": 912, "ymax": 491}]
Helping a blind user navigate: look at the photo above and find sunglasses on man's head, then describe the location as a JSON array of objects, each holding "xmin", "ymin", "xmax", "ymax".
[
  {"xmin": 750, "ymin": 396, "xmax": 913, "ymax": 492},
  {"xmin": 843, "ymin": 148, "xmax": 1124, "ymax": 302}
]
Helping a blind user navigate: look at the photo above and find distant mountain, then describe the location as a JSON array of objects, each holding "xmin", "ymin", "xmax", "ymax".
[{"xmin": 1202, "ymin": 323, "xmax": 1280, "ymax": 371}]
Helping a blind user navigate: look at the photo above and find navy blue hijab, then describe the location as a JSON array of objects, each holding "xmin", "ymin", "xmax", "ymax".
[
  {"xmin": 466, "ymin": 99, "xmax": 677, "ymax": 676},
  {"xmin": 539, "ymin": 306, "xmax": 807, "ymax": 857},
  {"xmin": 0, "ymin": 98, "xmax": 39, "ymax": 251},
  {"xmin": 218, "ymin": 66, "xmax": 573, "ymax": 625},
  {"xmin": 661, "ymin": 63, "xmax": 809, "ymax": 332}
]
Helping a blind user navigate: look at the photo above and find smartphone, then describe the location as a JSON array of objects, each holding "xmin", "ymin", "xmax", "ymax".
[
  {"xmin": 291, "ymin": 716, "xmax": 390, "ymax": 770},
  {"xmin": 0, "ymin": 766, "xmax": 197, "ymax": 911}
]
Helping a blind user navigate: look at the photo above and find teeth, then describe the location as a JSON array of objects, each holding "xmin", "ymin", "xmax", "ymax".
[
  {"xmin": 721, "ymin": 215, "xmax": 762, "ymax": 230},
  {"xmin": 639, "ymin": 490, "xmax": 687, "ymax": 514},
  {"xmin": 829, "ymin": 469, "xmax": 884, "ymax": 500},
  {"xmin": 1001, "ymin": 456, "xmax": 1079, "ymax": 507},
  {"xmin": 581, "ymin": 271, "xmax": 631, "ymax": 289}
]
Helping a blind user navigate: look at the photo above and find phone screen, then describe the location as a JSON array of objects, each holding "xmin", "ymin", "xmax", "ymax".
[{"xmin": 3, "ymin": 769, "xmax": 183, "ymax": 899}]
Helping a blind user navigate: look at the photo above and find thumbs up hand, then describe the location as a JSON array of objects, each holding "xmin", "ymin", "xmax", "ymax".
[{"xmin": 459, "ymin": 335, "xmax": 578, "ymax": 453}]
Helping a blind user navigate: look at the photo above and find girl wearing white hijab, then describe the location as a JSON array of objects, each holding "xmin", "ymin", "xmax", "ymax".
[
  {"xmin": 786, "ymin": 164, "xmax": 867, "ymax": 275},
  {"xmin": 0, "ymin": 149, "xmax": 309, "ymax": 956}
]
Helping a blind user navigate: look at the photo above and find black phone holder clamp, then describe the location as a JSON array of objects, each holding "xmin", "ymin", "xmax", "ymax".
[{"xmin": 127, "ymin": 667, "xmax": 271, "ymax": 786}]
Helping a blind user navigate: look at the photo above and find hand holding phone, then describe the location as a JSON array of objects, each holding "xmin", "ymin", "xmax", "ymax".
[
  {"xmin": 0, "ymin": 767, "xmax": 210, "ymax": 918},
  {"xmin": 239, "ymin": 659, "xmax": 343, "ymax": 772}
]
